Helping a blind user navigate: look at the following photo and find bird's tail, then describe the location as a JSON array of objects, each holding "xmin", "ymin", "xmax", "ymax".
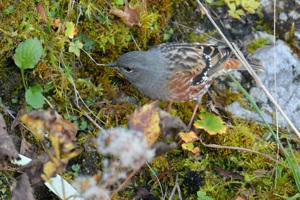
[{"xmin": 224, "ymin": 58, "xmax": 264, "ymax": 71}]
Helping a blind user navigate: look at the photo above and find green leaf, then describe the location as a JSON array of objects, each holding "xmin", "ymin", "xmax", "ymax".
[
  {"xmin": 65, "ymin": 22, "xmax": 77, "ymax": 39},
  {"xmin": 69, "ymin": 40, "xmax": 83, "ymax": 57},
  {"xmin": 25, "ymin": 83, "xmax": 45, "ymax": 109},
  {"xmin": 228, "ymin": 10, "xmax": 241, "ymax": 19},
  {"xmin": 227, "ymin": 3, "xmax": 236, "ymax": 11},
  {"xmin": 14, "ymin": 38, "xmax": 43, "ymax": 70},
  {"xmin": 4, "ymin": 5, "xmax": 15, "ymax": 14},
  {"xmin": 79, "ymin": 120, "xmax": 88, "ymax": 130},
  {"xmin": 163, "ymin": 28, "xmax": 174, "ymax": 41},
  {"xmin": 235, "ymin": 9, "xmax": 245, "ymax": 15},
  {"xmin": 211, "ymin": 0, "xmax": 226, "ymax": 6},
  {"xmin": 72, "ymin": 164, "xmax": 80, "ymax": 172},
  {"xmin": 197, "ymin": 191, "xmax": 214, "ymax": 200},
  {"xmin": 241, "ymin": 0, "xmax": 260, "ymax": 13},
  {"xmin": 194, "ymin": 112, "xmax": 227, "ymax": 135},
  {"xmin": 75, "ymin": 32, "xmax": 94, "ymax": 51},
  {"xmin": 113, "ymin": 0, "xmax": 124, "ymax": 5}
]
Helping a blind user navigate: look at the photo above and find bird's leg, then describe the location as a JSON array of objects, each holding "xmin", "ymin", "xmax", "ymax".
[
  {"xmin": 165, "ymin": 102, "xmax": 173, "ymax": 111},
  {"xmin": 188, "ymin": 103, "xmax": 200, "ymax": 130}
]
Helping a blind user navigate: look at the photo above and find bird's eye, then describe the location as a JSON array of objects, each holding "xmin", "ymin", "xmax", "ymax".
[{"xmin": 122, "ymin": 66, "xmax": 133, "ymax": 73}]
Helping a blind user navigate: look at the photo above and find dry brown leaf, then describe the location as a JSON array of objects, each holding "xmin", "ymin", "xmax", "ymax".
[
  {"xmin": 36, "ymin": 2, "xmax": 47, "ymax": 23},
  {"xmin": 159, "ymin": 110, "xmax": 187, "ymax": 138},
  {"xmin": 20, "ymin": 108, "xmax": 78, "ymax": 141},
  {"xmin": 11, "ymin": 103, "xmax": 27, "ymax": 131},
  {"xmin": 11, "ymin": 173, "xmax": 34, "ymax": 200},
  {"xmin": 128, "ymin": 101, "xmax": 160, "ymax": 146},
  {"xmin": 19, "ymin": 108, "xmax": 81, "ymax": 183},
  {"xmin": 51, "ymin": 18, "xmax": 63, "ymax": 31},
  {"xmin": 110, "ymin": 0, "xmax": 142, "ymax": 27},
  {"xmin": 0, "ymin": 113, "xmax": 19, "ymax": 166},
  {"xmin": 234, "ymin": 194, "xmax": 248, "ymax": 200},
  {"xmin": 214, "ymin": 166, "xmax": 245, "ymax": 181},
  {"xmin": 18, "ymin": 150, "xmax": 50, "ymax": 184}
]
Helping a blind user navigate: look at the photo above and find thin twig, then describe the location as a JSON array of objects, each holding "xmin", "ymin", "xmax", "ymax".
[
  {"xmin": 73, "ymin": 101, "xmax": 107, "ymax": 135},
  {"xmin": 146, "ymin": 162, "xmax": 165, "ymax": 199},
  {"xmin": 81, "ymin": 48, "xmax": 108, "ymax": 66},
  {"xmin": 110, "ymin": 166, "xmax": 141, "ymax": 198}
]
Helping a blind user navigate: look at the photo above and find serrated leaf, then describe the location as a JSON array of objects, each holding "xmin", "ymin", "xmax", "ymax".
[
  {"xmin": 182, "ymin": 143, "xmax": 195, "ymax": 151},
  {"xmin": 25, "ymin": 83, "xmax": 45, "ymax": 109},
  {"xmin": 228, "ymin": 3, "xmax": 236, "ymax": 11},
  {"xmin": 228, "ymin": 10, "xmax": 241, "ymax": 19},
  {"xmin": 197, "ymin": 191, "xmax": 214, "ymax": 200},
  {"xmin": 65, "ymin": 21, "xmax": 77, "ymax": 39},
  {"xmin": 235, "ymin": 9, "xmax": 245, "ymax": 15},
  {"xmin": 113, "ymin": 0, "xmax": 124, "ymax": 5},
  {"xmin": 211, "ymin": 0, "xmax": 226, "ymax": 6},
  {"xmin": 194, "ymin": 112, "xmax": 227, "ymax": 135},
  {"xmin": 179, "ymin": 131, "xmax": 199, "ymax": 143},
  {"xmin": 69, "ymin": 40, "xmax": 83, "ymax": 57},
  {"xmin": 241, "ymin": 0, "xmax": 260, "ymax": 13},
  {"xmin": 14, "ymin": 38, "xmax": 43, "ymax": 70}
]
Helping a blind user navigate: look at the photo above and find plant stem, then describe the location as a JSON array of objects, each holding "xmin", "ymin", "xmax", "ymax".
[{"xmin": 21, "ymin": 69, "xmax": 27, "ymax": 90}]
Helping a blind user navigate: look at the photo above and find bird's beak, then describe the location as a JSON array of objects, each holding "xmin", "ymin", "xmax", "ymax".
[{"xmin": 103, "ymin": 62, "xmax": 117, "ymax": 67}]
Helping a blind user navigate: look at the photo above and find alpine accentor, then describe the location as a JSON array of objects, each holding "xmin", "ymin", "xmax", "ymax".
[{"xmin": 106, "ymin": 43, "xmax": 243, "ymax": 128}]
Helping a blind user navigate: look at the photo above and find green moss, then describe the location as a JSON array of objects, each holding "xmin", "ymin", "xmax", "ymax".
[{"xmin": 246, "ymin": 36, "xmax": 269, "ymax": 53}]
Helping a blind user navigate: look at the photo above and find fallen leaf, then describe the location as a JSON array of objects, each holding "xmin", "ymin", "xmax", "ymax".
[
  {"xmin": 214, "ymin": 166, "xmax": 245, "ymax": 181},
  {"xmin": 19, "ymin": 108, "xmax": 81, "ymax": 183},
  {"xmin": 110, "ymin": 0, "xmax": 142, "ymax": 27},
  {"xmin": 191, "ymin": 146, "xmax": 201, "ymax": 154},
  {"xmin": 11, "ymin": 173, "xmax": 34, "ymax": 200},
  {"xmin": 20, "ymin": 108, "xmax": 78, "ymax": 141},
  {"xmin": 19, "ymin": 150, "xmax": 52, "ymax": 184},
  {"xmin": 234, "ymin": 194, "xmax": 248, "ymax": 200},
  {"xmin": 0, "ymin": 113, "xmax": 19, "ymax": 166},
  {"xmin": 11, "ymin": 103, "xmax": 27, "ymax": 131},
  {"xmin": 179, "ymin": 131, "xmax": 199, "ymax": 143},
  {"xmin": 128, "ymin": 101, "xmax": 160, "ymax": 146},
  {"xmin": 134, "ymin": 187, "xmax": 150, "ymax": 199},
  {"xmin": 194, "ymin": 112, "xmax": 227, "ymax": 135},
  {"xmin": 51, "ymin": 18, "xmax": 63, "ymax": 31},
  {"xmin": 36, "ymin": 2, "xmax": 47, "ymax": 23}
]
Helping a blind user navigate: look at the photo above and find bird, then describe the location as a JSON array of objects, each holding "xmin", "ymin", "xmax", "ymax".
[{"xmin": 105, "ymin": 43, "xmax": 243, "ymax": 129}]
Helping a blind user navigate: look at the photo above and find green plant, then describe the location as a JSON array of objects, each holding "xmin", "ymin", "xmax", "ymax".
[
  {"xmin": 72, "ymin": 164, "xmax": 80, "ymax": 177},
  {"xmin": 14, "ymin": 38, "xmax": 43, "ymax": 89},
  {"xmin": 246, "ymin": 36, "xmax": 269, "ymax": 53},
  {"xmin": 14, "ymin": 38, "xmax": 45, "ymax": 108},
  {"xmin": 25, "ymin": 82, "xmax": 45, "ymax": 109},
  {"xmin": 206, "ymin": 0, "xmax": 261, "ymax": 19}
]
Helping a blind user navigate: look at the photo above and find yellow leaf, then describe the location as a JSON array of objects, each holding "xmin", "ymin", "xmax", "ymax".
[
  {"xmin": 20, "ymin": 113, "xmax": 45, "ymax": 141},
  {"xmin": 65, "ymin": 22, "xmax": 77, "ymax": 39},
  {"xmin": 179, "ymin": 131, "xmax": 199, "ymax": 143},
  {"xmin": 42, "ymin": 161, "xmax": 57, "ymax": 182},
  {"xmin": 128, "ymin": 101, "xmax": 160, "ymax": 146}
]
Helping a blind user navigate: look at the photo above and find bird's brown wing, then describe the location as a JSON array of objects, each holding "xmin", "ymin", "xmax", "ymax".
[
  {"xmin": 153, "ymin": 43, "xmax": 242, "ymax": 85},
  {"xmin": 151, "ymin": 43, "xmax": 242, "ymax": 102}
]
